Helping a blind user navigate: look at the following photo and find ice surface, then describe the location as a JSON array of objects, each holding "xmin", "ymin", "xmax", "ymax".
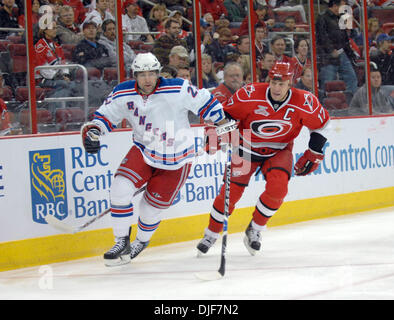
[{"xmin": 1, "ymin": 206, "xmax": 394, "ymax": 300}]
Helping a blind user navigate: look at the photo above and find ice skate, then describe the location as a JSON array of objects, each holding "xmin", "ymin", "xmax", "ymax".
[
  {"xmin": 243, "ymin": 221, "xmax": 262, "ymax": 256},
  {"xmin": 104, "ymin": 235, "xmax": 131, "ymax": 267},
  {"xmin": 129, "ymin": 238, "xmax": 149, "ymax": 259},
  {"xmin": 196, "ymin": 229, "xmax": 219, "ymax": 256}
]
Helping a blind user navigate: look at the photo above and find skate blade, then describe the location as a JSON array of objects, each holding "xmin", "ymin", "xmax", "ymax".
[
  {"xmin": 104, "ymin": 255, "xmax": 131, "ymax": 267},
  {"xmin": 243, "ymin": 236, "xmax": 260, "ymax": 256},
  {"xmin": 194, "ymin": 271, "xmax": 223, "ymax": 281}
]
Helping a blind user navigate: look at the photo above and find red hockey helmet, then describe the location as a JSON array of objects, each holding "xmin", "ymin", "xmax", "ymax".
[{"xmin": 268, "ymin": 62, "xmax": 293, "ymax": 81}]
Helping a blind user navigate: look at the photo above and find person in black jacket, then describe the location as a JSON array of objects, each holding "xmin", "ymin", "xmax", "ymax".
[
  {"xmin": 204, "ymin": 27, "xmax": 238, "ymax": 64},
  {"xmin": 72, "ymin": 21, "xmax": 115, "ymax": 70},
  {"xmin": 316, "ymin": 0, "xmax": 358, "ymax": 97},
  {"xmin": 0, "ymin": 0, "xmax": 20, "ymax": 39}
]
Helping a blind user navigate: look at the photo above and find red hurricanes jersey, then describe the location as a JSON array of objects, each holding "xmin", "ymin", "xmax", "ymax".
[{"xmin": 224, "ymin": 82, "xmax": 330, "ymax": 159}]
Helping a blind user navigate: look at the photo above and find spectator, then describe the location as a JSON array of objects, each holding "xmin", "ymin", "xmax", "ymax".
[
  {"xmin": 98, "ymin": 19, "xmax": 136, "ymax": 76},
  {"xmin": 57, "ymin": 5, "xmax": 84, "ymax": 45},
  {"xmin": 202, "ymin": 12, "xmax": 215, "ymax": 36},
  {"xmin": 72, "ymin": 21, "xmax": 115, "ymax": 70},
  {"xmin": 370, "ymin": 33, "xmax": 394, "ymax": 85},
  {"xmin": 239, "ymin": 3, "xmax": 275, "ymax": 36},
  {"xmin": 293, "ymin": 67, "xmax": 324, "ymax": 100},
  {"xmin": 200, "ymin": 0, "xmax": 228, "ymax": 21},
  {"xmin": 224, "ymin": 0, "xmax": 247, "ymax": 23},
  {"xmin": 192, "ymin": 53, "xmax": 219, "ymax": 89},
  {"xmin": 48, "ymin": 0, "xmax": 63, "ymax": 23},
  {"xmin": 81, "ymin": 0, "xmax": 114, "ymax": 31},
  {"xmin": 270, "ymin": 35, "xmax": 292, "ymax": 64},
  {"xmin": 176, "ymin": 65, "xmax": 191, "ymax": 82},
  {"xmin": 211, "ymin": 61, "xmax": 243, "ymax": 103},
  {"xmin": 185, "ymin": 18, "xmax": 213, "ymax": 65},
  {"xmin": 255, "ymin": 22, "xmax": 269, "ymax": 64},
  {"xmin": 259, "ymin": 52, "xmax": 275, "ymax": 82},
  {"xmin": 204, "ymin": 27, "xmax": 237, "ymax": 64},
  {"xmin": 0, "ymin": 0, "xmax": 20, "ymax": 39},
  {"xmin": 167, "ymin": 10, "xmax": 188, "ymax": 39},
  {"xmin": 354, "ymin": 17, "xmax": 381, "ymax": 47},
  {"xmin": 122, "ymin": 0, "xmax": 153, "ymax": 43},
  {"xmin": 235, "ymin": 35, "xmax": 250, "ymax": 55},
  {"xmin": 147, "ymin": 3, "xmax": 168, "ymax": 35},
  {"xmin": 316, "ymin": 0, "xmax": 358, "ymax": 96},
  {"xmin": 167, "ymin": 45, "xmax": 189, "ymax": 70},
  {"xmin": 35, "ymin": 21, "xmax": 77, "ymax": 112},
  {"xmin": 62, "ymin": 0, "xmax": 86, "ymax": 24},
  {"xmin": 349, "ymin": 64, "xmax": 394, "ymax": 115},
  {"xmin": 153, "ymin": 18, "xmax": 187, "ymax": 66},
  {"xmin": 159, "ymin": 65, "xmax": 176, "ymax": 78},
  {"xmin": 162, "ymin": 0, "xmax": 188, "ymax": 16},
  {"xmin": 289, "ymin": 37, "xmax": 311, "ymax": 83},
  {"xmin": 18, "ymin": 0, "xmax": 41, "ymax": 29}
]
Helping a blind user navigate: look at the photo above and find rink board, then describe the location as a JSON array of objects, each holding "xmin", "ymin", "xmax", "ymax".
[{"xmin": 0, "ymin": 116, "xmax": 393, "ymax": 271}]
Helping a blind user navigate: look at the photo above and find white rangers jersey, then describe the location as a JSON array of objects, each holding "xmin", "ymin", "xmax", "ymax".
[{"xmin": 91, "ymin": 77, "xmax": 225, "ymax": 170}]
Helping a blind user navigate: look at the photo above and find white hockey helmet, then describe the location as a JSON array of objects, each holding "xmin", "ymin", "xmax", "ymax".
[{"xmin": 131, "ymin": 52, "xmax": 161, "ymax": 74}]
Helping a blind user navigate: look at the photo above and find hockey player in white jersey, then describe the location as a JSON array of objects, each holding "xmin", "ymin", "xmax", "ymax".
[{"xmin": 81, "ymin": 52, "xmax": 231, "ymax": 266}]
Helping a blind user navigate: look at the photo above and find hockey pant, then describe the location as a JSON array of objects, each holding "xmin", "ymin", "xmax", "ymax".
[
  {"xmin": 110, "ymin": 146, "xmax": 191, "ymax": 240},
  {"xmin": 207, "ymin": 147, "xmax": 293, "ymax": 233}
]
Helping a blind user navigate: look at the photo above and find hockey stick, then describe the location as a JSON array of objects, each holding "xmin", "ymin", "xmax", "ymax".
[
  {"xmin": 45, "ymin": 186, "xmax": 146, "ymax": 234},
  {"xmin": 195, "ymin": 142, "xmax": 232, "ymax": 281}
]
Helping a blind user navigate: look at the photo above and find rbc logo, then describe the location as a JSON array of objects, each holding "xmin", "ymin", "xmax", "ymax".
[{"xmin": 29, "ymin": 149, "xmax": 68, "ymax": 224}]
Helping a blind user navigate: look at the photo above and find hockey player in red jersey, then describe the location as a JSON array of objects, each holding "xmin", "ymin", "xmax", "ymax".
[{"xmin": 197, "ymin": 61, "xmax": 330, "ymax": 256}]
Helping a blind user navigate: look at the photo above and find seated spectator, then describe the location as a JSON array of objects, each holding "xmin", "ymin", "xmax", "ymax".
[
  {"xmin": 153, "ymin": 18, "xmax": 187, "ymax": 66},
  {"xmin": 192, "ymin": 53, "xmax": 219, "ymax": 89},
  {"xmin": 259, "ymin": 52, "xmax": 275, "ymax": 82},
  {"xmin": 176, "ymin": 65, "xmax": 192, "ymax": 82},
  {"xmin": 18, "ymin": 0, "xmax": 41, "ymax": 29},
  {"xmin": 185, "ymin": 18, "xmax": 213, "ymax": 65},
  {"xmin": 147, "ymin": 3, "xmax": 168, "ymax": 35},
  {"xmin": 162, "ymin": 0, "xmax": 188, "ymax": 16},
  {"xmin": 293, "ymin": 67, "xmax": 324, "ymax": 100},
  {"xmin": 289, "ymin": 37, "xmax": 311, "ymax": 83},
  {"xmin": 0, "ymin": 0, "xmax": 20, "ymax": 39},
  {"xmin": 200, "ymin": 0, "xmax": 228, "ymax": 21},
  {"xmin": 81, "ymin": 0, "xmax": 114, "ymax": 31},
  {"xmin": 122, "ymin": 0, "xmax": 153, "ymax": 43},
  {"xmin": 354, "ymin": 17, "xmax": 381, "ymax": 47},
  {"xmin": 72, "ymin": 21, "xmax": 115, "ymax": 70},
  {"xmin": 239, "ymin": 3, "xmax": 275, "ymax": 36},
  {"xmin": 48, "ymin": 0, "xmax": 63, "ymax": 23},
  {"xmin": 62, "ymin": 0, "xmax": 86, "ymax": 24},
  {"xmin": 235, "ymin": 35, "xmax": 250, "ymax": 55},
  {"xmin": 204, "ymin": 27, "xmax": 237, "ymax": 64},
  {"xmin": 160, "ymin": 65, "xmax": 176, "ymax": 78},
  {"xmin": 35, "ymin": 21, "xmax": 77, "ymax": 112},
  {"xmin": 270, "ymin": 35, "xmax": 292, "ymax": 64},
  {"xmin": 211, "ymin": 61, "xmax": 243, "ymax": 103},
  {"xmin": 370, "ymin": 33, "xmax": 394, "ymax": 85},
  {"xmin": 98, "ymin": 19, "xmax": 136, "ymax": 76},
  {"xmin": 255, "ymin": 22, "xmax": 269, "ymax": 64},
  {"xmin": 224, "ymin": 0, "xmax": 247, "ymax": 23},
  {"xmin": 168, "ymin": 45, "xmax": 190, "ymax": 70},
  {"xmin": 202, "ymin": 12, "xmax": 215, "ymax": 37},
  {"xmin": 166, "ymin": 10, "xmax": 188, "ymax": 38},
  {"xmin": 57, "ymin": 5, "xmax": 84, "ymax": 45},
  {"xmin": 349, "ymin": 64, "xmax": 394, "ymax": 115}
]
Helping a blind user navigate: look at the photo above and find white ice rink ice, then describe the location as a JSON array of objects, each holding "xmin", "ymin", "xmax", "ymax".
[{"xmin": 1, "ymin": 206, "xmax": 394, "ymax": 300}]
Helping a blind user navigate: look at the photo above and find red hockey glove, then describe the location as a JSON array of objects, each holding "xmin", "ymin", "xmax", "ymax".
[
  {"xmin": 294, "ymin": 149, "xmax": 324, "ymax": 176},
  {"xmin": 81, "ymin": 122, "xmax": 101, "ymax": 154}
]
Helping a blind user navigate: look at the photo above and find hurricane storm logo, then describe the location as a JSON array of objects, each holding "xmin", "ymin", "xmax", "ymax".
[{"xmin": 29, "ymin": 149, "xmax": 68, "ymax": 224}]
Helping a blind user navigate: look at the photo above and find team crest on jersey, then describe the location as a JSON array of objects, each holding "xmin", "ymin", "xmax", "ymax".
[
  {"xmin": 304, "ymin": 93, "xmax": 314, "ymax": 112},
  {"xmin": 250, "ymin": 119, "xmax": 292, "ymax": 138},
  {"xmin": 254, "ymin": 105, "xmax": 270, "ymax": 116},
  {"xmin": 243, "ymin": 84, "xmax": 255, "ymax": 97},
  {"xmin": 227, "ymin": 97, "xmax": 234, "ymax": 106}
]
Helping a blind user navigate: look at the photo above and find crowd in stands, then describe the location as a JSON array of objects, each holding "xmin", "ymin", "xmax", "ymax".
[{"xmin": 0, "ymin": 0, "xmax": 393, "ymax": 134}]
